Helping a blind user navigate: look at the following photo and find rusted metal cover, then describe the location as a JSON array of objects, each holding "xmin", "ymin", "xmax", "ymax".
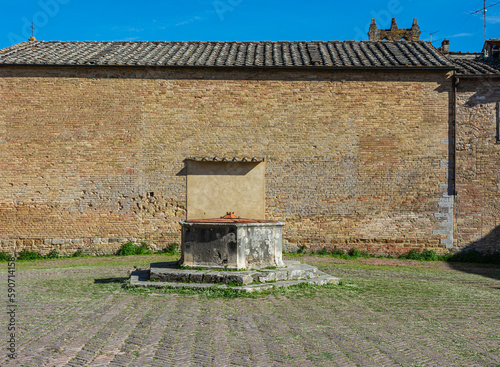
[
  {"xmin": 185, "ymin": 212, "xmax": 278, "ymax": 224},
  {"xmin": 185, "ymin": 157, "xmax": 265, "ymax": 162}
]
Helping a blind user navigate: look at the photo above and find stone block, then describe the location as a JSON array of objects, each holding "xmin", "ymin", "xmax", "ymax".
[
  {"xmin": 274, "ymin": 270, "xmax": 289, "ymax": 281},
  {"xmin": 256, "ymin": 272, "xmax": 276, "ymax": 283},
  {"xmin": 180, "ymin": 221, "xmax": 285, "ymax": 269},
  {"xmin": 189, "ymin": 273, "xmax": 205, "ymax": 283},
  {"xmin": 223, "ymin": 273, "xmax": 253, "ymax": 285},
  {"xmin": 203, "ymin": 272, "xmax": 225, "ymax": 284}
]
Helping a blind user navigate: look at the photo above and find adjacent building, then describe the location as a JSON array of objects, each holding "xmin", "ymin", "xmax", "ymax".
[{"xmin": 443, "ymin": 39, "xmax": 500, "ymax": 253}]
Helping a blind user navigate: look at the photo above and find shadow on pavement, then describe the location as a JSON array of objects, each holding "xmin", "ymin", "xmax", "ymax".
[
  {"xmin": 448, "ymin": 224, "xmax": 500, "ymax": 283},
  {"xmin": 94, "ymin": 277, "xmax": 128, "ymax": 284}
]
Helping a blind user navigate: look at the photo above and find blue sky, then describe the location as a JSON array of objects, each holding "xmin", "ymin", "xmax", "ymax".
[{"xmin": 2, "ymin": 0, "xmax": 500, "ymax": 52}]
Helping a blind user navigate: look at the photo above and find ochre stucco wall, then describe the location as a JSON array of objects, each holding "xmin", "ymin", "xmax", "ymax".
[{"xmin": 0, "ymin": 66, "xmax": 453, "ymax": 254}]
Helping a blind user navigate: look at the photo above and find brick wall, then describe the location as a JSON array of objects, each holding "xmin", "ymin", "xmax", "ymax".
[
  {"xmin": 455, "ymin": 77, "xmax": 500, "ymax": 253},
  {"xmin": 0, "ymin": 66, "xmax": 453, "ymax": 255}
]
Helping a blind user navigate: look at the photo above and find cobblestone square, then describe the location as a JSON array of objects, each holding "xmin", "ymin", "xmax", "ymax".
[{"xmin": 1, "ymin": 254, "xmax": 499, "ymax": 366}]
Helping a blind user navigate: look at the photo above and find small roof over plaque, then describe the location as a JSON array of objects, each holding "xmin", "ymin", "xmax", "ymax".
[
  {"xmin": 185, "ymin": 157, "xmax": 265, "ymax": 162},
  {"xmin": 185, "ymin": 212, "xmax": 277, "ymax": 224}
]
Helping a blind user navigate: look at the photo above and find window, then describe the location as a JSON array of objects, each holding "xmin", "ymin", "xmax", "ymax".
[{"xmin": 492, "ymin": 45, "xmax": 500, "ymax": 59}]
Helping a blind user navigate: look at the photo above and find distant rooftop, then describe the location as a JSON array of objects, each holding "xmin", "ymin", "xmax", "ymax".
[
  {"xmin": 436, "ymin": 38, "xmax": 500, "ymax": 76},
  {"xmin": 0, "ymin": 40, "xmax": 453, "ymax": 69},
  {"xmin": 448, "ymin": 55, "xmax": 500, "ymax": 76},
  {"xmin": 442, "ymin": 39, "xmax": 500, "ymax": 76}
]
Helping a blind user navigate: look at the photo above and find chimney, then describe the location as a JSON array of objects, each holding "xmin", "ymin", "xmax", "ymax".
[
  {"xmin": 411, "ymin": 19, "xmax": 421, "ymax": 39},
  {"xmin": 368, "ymin": 19, "xmax": 378, "ymax": 41},
  {"xmin": 440, "ymin": 38, "xmax": 450, "ymax": 54},
  {"xmin": 390, "ymin": 18, "xmax": 398, "ymax": 31}
]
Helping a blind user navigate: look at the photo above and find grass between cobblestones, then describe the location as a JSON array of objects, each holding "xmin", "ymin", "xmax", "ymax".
[{"xmin": 0, "ymin": 254, "xmax": 499, "ymax": 366}]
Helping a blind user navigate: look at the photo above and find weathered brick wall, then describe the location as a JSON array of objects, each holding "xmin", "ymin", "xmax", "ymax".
[
  {"xmin": 455, "ymin": 77, "xmax": 500, "ymax": 253},
  {"xmin": 0, "ymin": 66, "xmax": 453, "ymax": 255}
]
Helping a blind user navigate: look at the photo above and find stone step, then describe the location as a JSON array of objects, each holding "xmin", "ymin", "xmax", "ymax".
[
  {"xmin": 148, "ymin": 261, "xmax": 323, "ymax": 285},
  {"xmin": 130, "ymin": 270, "xmax": 339, "ymax": 293},
  {"xmin": 130, "ymin": 260, "xmax": 340, "ymax": 293}
]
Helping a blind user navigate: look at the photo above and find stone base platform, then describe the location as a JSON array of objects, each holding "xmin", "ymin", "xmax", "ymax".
[{"xmin": 129, "ymin": 260, "xmax": 339, "ymax": 293}]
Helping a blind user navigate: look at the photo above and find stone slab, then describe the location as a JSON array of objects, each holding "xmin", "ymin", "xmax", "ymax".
[
  {"xmin": 130, "ymin": 261, "xmax": 340, "ymax": 293},
  {"xmin": 130, "ymin": 270, "xmax": 339, "ymax": 292},
  {"xmin": 148, "ymin": 261, "xmax": 326, "ymax": 285}
]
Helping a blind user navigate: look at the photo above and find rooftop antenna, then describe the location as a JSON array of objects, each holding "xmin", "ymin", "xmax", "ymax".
[
  {"xmin": 430, "ymin": 30, "xmax": 440, "ymax": 43},
  {"xmin": 470, "ymin": 0, "xmax": 500, "ymax": 41}
]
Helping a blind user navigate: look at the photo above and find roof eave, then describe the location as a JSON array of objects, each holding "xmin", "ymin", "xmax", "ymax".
[
  {"xmin": 0, "ymin": 63, "xmax": 456, "ymax": 71},
  {"xmin": 456, "ymin": 73, "xmax": 500, "ymax": 78}
]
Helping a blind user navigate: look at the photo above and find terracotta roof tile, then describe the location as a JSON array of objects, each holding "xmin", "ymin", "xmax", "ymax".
[
  {"xmin": 448, "ymin": 55, "xmax": 500, "ymax": 76},
  {"xmin": 0, "ymin": 40, "xmax": 453, "ymax": 69}
]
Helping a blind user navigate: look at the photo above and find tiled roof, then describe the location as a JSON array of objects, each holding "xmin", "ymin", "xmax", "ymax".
[
  {"xmin": 447, "ymin": 54, "xmax": 500, "ymax": 75},
  {"xmin": 0, "ymin": 40, "xmax": 453, "ymax": 69}
]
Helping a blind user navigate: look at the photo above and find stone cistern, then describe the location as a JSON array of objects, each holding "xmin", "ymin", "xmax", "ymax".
[
  {"xmin": 180, "ymin": 212, "xmax": 284, "ymax": 270},
  {"xmin": 130, "ymin": 215, "xmax": 339, "ymax": 292}
]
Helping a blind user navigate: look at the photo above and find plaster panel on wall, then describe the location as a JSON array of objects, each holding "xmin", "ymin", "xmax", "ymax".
[{"xmin": 186, "ymin": 161, "xmax": 265, "ymax": 220}]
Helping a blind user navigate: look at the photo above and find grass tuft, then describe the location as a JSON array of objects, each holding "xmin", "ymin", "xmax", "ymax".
[
  {"xmin": 0, "ymin": 251, "xmax": 13, "ymax": 262},
  {"xmin": 287, "ymin": 246, "xmax": 500, "ymax": 265},
  {"xmin": 117, "ymin": 242, "xmax": 153, "ymax": 256},
  {"xmin": 160, "ymin": 243, "xmax": 180, "ymax": 255},
  {"xmin": 399, "ymin": 249, "xmax": 440, "ymax": 261},
  {"xmin": 45, "ymin": 249, "xmax": 60, "ymax": 259},
  {"xmin": 297, "ymin": 244, "xmax": 308, "ymax": 254},
  {"xmin": 309, "ymin": 247, "xmax": 370, "ymax": 260},
  {"xmin": 71, "ymin": 249, "xmax": 85, "ymax": 258},
  {"xmin": 17, "ymin": 249, "xmax": 44, "ymax": 261}
]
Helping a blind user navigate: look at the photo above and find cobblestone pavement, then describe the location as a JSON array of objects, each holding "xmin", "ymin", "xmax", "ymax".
[{"xmin": 1, "ymin": 255, "xmax": 499, "ymax": 366}]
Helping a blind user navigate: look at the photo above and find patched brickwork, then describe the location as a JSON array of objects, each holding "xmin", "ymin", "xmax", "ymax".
[
  {"xmin": 0, "ymin": 66, "xmax": 453, "ymax": 255},
  {"xmin": 455, "ymin": 78, "xmax": 500, "ymax": 252}
]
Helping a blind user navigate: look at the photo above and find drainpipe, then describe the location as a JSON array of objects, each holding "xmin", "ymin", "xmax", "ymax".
[
  {"xmin": 453, "ymin": 75, "xmax": 459, "ymax": 248},
  {"xmin": 454, "ymin": 76, "xmax": 458, "ymax": 195}
]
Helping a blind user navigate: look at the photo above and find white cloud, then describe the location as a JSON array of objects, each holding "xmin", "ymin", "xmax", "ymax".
[
  {"xmin": 487, "ymin": 14, "xmax": 500, "ymax": 24},
  {"xmin": 110, "ymin": 26, "xmax": 143, "ymax": 33},
  {"xmin": 176, "ymin": 16, "xmax": 202, "ymax": 27},
  {"xmin": 450, "ymin": 33, "xmax": 473, "ymax": 38}
]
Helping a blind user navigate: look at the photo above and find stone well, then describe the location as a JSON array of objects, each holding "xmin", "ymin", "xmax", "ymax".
[
  {"xmin": 180, "ymin": 212, "xmax": 285, "ymax": 269},
  {"xmin": 130, "ymin": 212, "xmax": 339, "ymax": 291}
]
